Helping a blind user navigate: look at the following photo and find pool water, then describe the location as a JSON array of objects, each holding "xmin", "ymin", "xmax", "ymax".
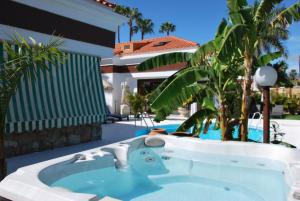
[
  {"xmin": 51, "ymin": 147, "xmax": 288, "ymax": 201},
  {"xmin": 135, "ymin": 124, "xmax": 264, "ymax": 142}
]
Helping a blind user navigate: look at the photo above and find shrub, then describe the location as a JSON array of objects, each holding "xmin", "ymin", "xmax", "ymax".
[
  {"xmin": 272, "ymin": 93, "xmax": 287, "ymax": 105},
  {"xmin": 283, "ymin": 96, "xmax": 300, "ymax": 115},
  {"xmin": 127, "ymin": 92, "xmax": 146, "ymax": 117},
  {"xmin": 253, "ymin": 92, "xmax": 261, "ymax": 103}
]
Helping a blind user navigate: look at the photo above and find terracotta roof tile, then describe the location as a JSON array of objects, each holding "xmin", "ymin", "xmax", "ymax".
[
  {"xmin": 115, "ymin": 36, "xmax": 199, "ymax": 56},
  {"xmin": 94, "ymin": 0, "xmax": 116, "ymax": 9}
]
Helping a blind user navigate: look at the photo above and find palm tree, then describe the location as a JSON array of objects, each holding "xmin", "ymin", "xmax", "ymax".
[
  {"xmin": 216, "ymin": 0, "xmax": 300, "ymax": 141},
  {"xmin": 114, "ymin": 5, "xmax": 127, "ymax": 43},
  {"xmin": 289, "ymin": 69, "xmax": 298, "ymax": 81},
  {"xmin": 0, "ymin": 34, "xmax": 64, "ymax": 179},
  {"xmin": 122, "ymin": 7, "xmax": 142, "ymax": 41},
  {"xmin": 137, "ymin": 18, "xmax": 154, "ymax": 40},
  {"xmin": 272, "ymin": 61, "xmax": 293, "ymax": 88},
  {"xmin": 159, "ymin": 22, "xmax": 176, "ymax": 36}
]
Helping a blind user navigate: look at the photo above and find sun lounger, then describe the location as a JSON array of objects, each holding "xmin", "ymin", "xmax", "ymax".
[
  {"xmin": 271, "ymin": 105, "xmax": 284, "ymax": 118},
  {"xmin": 106, "ymin": 106, "xmax": 129, "ymax": 121}
]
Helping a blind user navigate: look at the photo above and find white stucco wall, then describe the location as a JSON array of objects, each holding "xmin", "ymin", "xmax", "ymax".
[{"xmin": 102, "ymin": 71, "xmax": 179, "ymax": 114}]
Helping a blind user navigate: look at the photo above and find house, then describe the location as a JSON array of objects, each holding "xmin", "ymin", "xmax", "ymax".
[
  {"xmin": 0, "ymin": 0, "xmax": 127, "ymax": 156},
  {"xmin": 101, "ymin": 36, "xmax": 199, "ymax": 114}
]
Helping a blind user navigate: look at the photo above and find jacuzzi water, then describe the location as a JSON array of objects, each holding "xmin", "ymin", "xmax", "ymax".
[
  {"xmin": 135, "ymin": 124, "xmax": 264, "ymax": 142},
  {"xmin": 51, "ymin": 147, "xmax": 288, "ymax": 201}
]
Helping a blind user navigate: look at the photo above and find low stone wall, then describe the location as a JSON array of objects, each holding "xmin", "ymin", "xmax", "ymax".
[{"xmin": 4, "ymin": 123, "xmax": 102, "ymax": 157}]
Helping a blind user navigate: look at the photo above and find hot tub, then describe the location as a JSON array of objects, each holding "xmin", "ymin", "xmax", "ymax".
[{"xmin": 1, "ymin": 135, "xmax": 300, "ymax": 201}]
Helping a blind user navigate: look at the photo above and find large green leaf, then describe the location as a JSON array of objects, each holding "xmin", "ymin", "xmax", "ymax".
[
  {"xmin": 272, "ymin": 2, "xmax": 300, "ymax": 26},
  {"xmin": 202, "ymin": 97, "xmax": 216, "ymax": 111},
  {"xmin": 136, "ymin": 52, "xmax": 192, "ymax": 71},
  {"xmin": 153, "ymin": 83, "xmax": 204, "ymax": 121},
  {"xmin": 176, "ymin": 109, "xmax": 216, "ymax": 134},
  {"xmin": 227, "ymin": 0, "xmax": 249, "ymax": 24},
  {"xmin": 254, "ymin": 0, "xmax": 283, "ymax": 22},
  {"xmin": 217, "ymin": 24, "xmax": 247, "ymax": 61},
  {"xmin": 216, "ymin": 19, "xmax": 228, "ymax": 38},
  {"xmin": 190, "ymin": 40, "xmax": 217, "ymax": 66},
  {"xmin": 256, "ymin": 51, "xmax": 282, "ymax": 66},
  {"xmin": 151, "ymin": 67, "xmax": 207, "ymax": 110},
  {"xmin": 147, "ymin": 67, "xmax": 189, "ymax": 102}
]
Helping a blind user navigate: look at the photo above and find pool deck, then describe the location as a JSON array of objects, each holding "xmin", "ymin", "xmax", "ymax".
[{"xmin": 6, "ymin": 116, "xmax": 300, "ymax": 174}]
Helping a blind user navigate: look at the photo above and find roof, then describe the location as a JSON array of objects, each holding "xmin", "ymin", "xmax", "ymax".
[
  {"xmin": 94, "ymin": 0, "xmax": 116, "ymax": 9},
  {"xmin": 114, "ymin": 36, "xmax": 199, "ymax": 56}
]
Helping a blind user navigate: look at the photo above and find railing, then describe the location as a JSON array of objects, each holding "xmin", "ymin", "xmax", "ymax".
[
  {"xmin": 250, "ymin": 112, "xmax": 263, "ymax": 130},
  {"xmin": 134, "ymin": 112, "xmax": 155, "ymax": 130}
]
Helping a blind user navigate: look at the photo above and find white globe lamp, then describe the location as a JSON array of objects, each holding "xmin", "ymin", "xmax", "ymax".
[
  {"xmin": 254, "ymin": 66, "xmax": 278, "ymax": 144},
  {"xmin": 254, "ymin": 66, "xmax": 277, "ymax": 87}
]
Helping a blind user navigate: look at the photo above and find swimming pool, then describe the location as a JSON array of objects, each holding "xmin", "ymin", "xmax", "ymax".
[
  {"xmin": 135, "ymin": 124, "xmax": 264, "ymax": 142},
  {"xmin": 0, "ymin": 136, "xmax": 299, "ymax": 201}
]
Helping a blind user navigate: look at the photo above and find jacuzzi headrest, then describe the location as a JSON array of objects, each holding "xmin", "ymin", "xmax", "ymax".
[{"xmin": 145, "ymin": 136, "xmax": 165, "ymax": 147}]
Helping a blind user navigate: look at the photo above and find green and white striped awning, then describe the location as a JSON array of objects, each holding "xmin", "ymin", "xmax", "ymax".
[{"xmin": 1, "ymin": 44, "xmax": 107, "ymax": 133}]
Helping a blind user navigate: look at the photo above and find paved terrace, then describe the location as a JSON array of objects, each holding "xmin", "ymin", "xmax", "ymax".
[{"xmin": 7, "ymin": 117, "xmax": 300, "ymax": 174}]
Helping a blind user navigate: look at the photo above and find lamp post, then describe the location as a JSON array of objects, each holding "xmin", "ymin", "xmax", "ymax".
[{"xmin": 254, "ymin": 66, "xmax": 278, "ymax": 143}]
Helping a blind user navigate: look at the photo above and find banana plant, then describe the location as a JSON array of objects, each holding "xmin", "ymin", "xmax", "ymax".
[
  {"xmin": 138, "ymin": 45, "xmax": 244, "ymax": 139},
  {"xmin": 215, "ymin": 0, "xmax": 300, "ymax": 141}
]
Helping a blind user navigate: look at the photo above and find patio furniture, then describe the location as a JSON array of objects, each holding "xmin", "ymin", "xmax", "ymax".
[
  {"xmin": 270, "ymin": 121, "xmax": 285, "ymax": 144},
  {"xmin": 271, "ymin": 105, "xmax": 284, "ymax": 118},
  {"xmin": 103, "ymin": 116, "xmax": 115, "ymax": 124},
  {"xmin": 106, "ymin": 106, "xmax": 129, "ymax": 121}
]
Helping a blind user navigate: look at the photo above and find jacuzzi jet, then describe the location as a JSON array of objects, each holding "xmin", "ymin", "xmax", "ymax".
[
  {"xmin": 257, "ymin": 163, "xmax": 265, "ymax": 167},
  {"xmin": 230, "ymin": 160, "xmax": 238, "ymax": 163},
  {"xmin": 224, "ymin": 187, "xmax": 230, "ymax": 191},
  {"xmin": 140, "ymin": 151, "xmax": 150, "ymax": 155},
  {"xmin": 145, "ymin": 157, "xmax": 155, "ymax": 163},
  {"xmin": 161, "ymin": 155, "xmax": 171, "ymax": 160},
  {"xmin": 293, "ymin": 191, "xmax": 300, "ymax": 200}
]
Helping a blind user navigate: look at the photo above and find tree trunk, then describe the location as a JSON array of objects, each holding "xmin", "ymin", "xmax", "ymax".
[
  {"xmin": 141, "ymin": 32, "xmax": 144, "ymax": 40},
  {"xmin": 167, "ymin": 31, "xmax": 169, "ymax": 36},
  {"xmin": 129, "ymin": 27, "xmax": 132, "ymax": 42},
  {"xmin": 240, "ymin": 51, "xmax": 253, "ymax": 142},
  {"xmin": 117, "ymin": 26, "xmax": 120, "ymax": 43},
  {"xmin": 129, "ymin": 20, "xmax": 132, "ymax": 42},
  {"xmin": 219, "ymin": 101, "xmax": 228, "ymax": 141},
  {"xmin": 0, "ymin": 115, "xmax": 7, "ymax": 180}
]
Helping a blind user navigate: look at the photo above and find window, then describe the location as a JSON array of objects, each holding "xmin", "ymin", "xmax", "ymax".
[
  {"xmin": 124, "ymin": 45, "xmax": 130, "ymax": 50},
  {"xmin": 153, "ymin": 41, "xmax": 169, "ymax": 47}
]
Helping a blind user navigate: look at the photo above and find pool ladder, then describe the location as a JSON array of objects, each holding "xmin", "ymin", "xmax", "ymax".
[
  {"xmin": 134, "ymin": 112, "xmax": 155, "ymax": 130},
  {"xmin": 250, "ymin": 112, "xmax": 263, "ymax": 130}
]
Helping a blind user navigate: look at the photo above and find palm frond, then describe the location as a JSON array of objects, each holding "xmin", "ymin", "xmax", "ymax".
[
  {"xmin": 272, "ymin": 2, "xmax": 300, "ymax": 27},
  {"xmin": 254, "ymin": 0, "xmax": 283, "ymax": 22},
  {"xmin": 0, "ymin": 33, "xmax": 64, "ymax": 118},
  {"xmin": 137, "ymin": 52, "xmax": 192, "ymax": 71},
  {"xmin": 256, "ymin": 51, "xmax": 282, "ymax": 66}
]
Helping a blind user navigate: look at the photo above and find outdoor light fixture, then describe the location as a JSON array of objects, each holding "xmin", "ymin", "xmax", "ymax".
[{"xmin": 254, "ymin": 66, "xmax": 278, "ymax": 143}]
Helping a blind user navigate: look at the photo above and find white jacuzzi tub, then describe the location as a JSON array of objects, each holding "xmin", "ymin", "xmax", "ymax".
[{"xmin": 1, "ymin": 135, "xmax": 300, "ymax": 201}]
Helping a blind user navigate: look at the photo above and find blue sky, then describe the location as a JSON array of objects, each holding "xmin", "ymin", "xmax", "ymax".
[{"xmin": 114, "ymin": 0, "xmax": 300, "ymax": 72}]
